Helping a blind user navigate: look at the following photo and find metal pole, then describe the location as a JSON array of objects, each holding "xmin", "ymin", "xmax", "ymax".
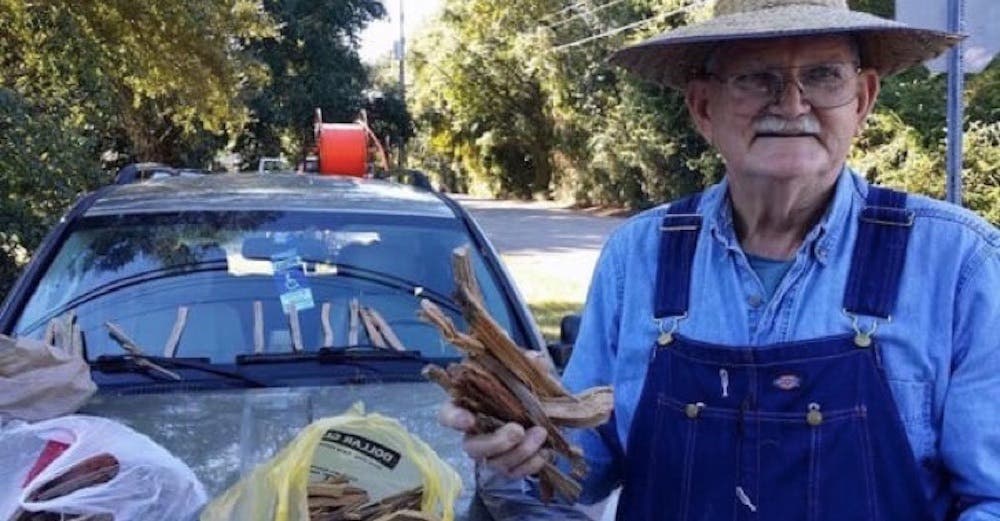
[
  {"xmin": 398, "ymin": 0, "xmax": 407, "ymax": 170},
  {"xmin": 945, "ymin": 0, "xmax": 965, "ymax": 205}
]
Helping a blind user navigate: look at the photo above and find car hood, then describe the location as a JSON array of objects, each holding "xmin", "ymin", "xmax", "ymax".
[{"xmin": 78, "ymin": 382, "xmax": 482, "ymax": 517}]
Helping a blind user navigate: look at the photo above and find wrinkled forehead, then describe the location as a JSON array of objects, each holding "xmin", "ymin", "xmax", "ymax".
[{"xmin": 709, "ymin": 35, "xmax": 859, "ymax": 72}]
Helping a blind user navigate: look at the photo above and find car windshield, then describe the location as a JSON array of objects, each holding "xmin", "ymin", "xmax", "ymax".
[{"xmin": 13, "ymin": 211, "xmax": 520, "ymax": 363}]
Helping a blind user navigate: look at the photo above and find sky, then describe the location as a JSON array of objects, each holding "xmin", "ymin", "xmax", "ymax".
[{"xmin": 359, "ymin": 0, "xmax": 445, "ymax": 65}]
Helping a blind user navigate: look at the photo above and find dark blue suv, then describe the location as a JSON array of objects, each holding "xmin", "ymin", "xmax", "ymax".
[{"xmin": 0, "ymin": 173, "xmax": 549, "ymax": 517}]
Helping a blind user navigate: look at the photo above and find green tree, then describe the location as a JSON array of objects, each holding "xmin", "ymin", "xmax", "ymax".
[
  {"xmin": 410, "ymin": 0, "xmax": 716, "ymax": 202},
  {"xmin": 0, "ymin": 0, "xmax": 394, "ymax": 297},
  {"xmin": 0, "ymin": 90, "xmax": 104, "ymax": 296},
  {"xmin": 1, "ymin": 0, "xmax": 276, "ymax": 162},
  {"xmin": 409, "ymin": 0, "xmax": 998, "ymax": 223},
  {"xmin": 0, "ymin": 0, "xmax": 276, "ymax": 296},
  {"xmin": 236, "ymin": 0, "xmax": 386, "ymax": 167},
  {"xmin": 410, "ymin": 0, "xmax": 562, "ymax": 197},
  {"xmin": 364, "ymin": 57, "xmax": 415, "ymax": 167}
]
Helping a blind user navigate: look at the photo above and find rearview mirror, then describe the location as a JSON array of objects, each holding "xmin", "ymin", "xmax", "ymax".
[
  {"xmin": 240, "ymin": 237, "xmax": 286, "ymax": 259},
  {"xmin": 241, "ymin": 236, "xmax": 329, "ymax": 261}
]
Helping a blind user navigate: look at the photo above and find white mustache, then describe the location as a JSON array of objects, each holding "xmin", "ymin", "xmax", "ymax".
[{"xmin": 753, "ymin": 116, "xmax": 821, "ymax": 135}]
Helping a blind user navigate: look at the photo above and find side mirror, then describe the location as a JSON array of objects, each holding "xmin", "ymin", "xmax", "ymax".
[
  {"xmin": 546, "ymin": 314, "xmax": 581, "ymax": 370},
  {"xmin": 560, "ymin": 314, "xmax": 581, "ymax": 345}
]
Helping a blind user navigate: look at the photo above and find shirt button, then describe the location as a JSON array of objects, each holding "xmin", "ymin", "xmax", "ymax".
[{"xmin": 747, "ymin": 294, "xmax": 763, "ymax": 308}]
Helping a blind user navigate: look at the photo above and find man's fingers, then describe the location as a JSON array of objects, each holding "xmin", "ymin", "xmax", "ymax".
[
  {"xmin": 486, "ymin": 426, "xmax": 548, "ymax": 477},
  {"xmin": 463, "ymin": 422, "xmax": 525, "ymax": 461},
  {"xmin": 438, "ymin": 401, "xmax": 475, "ymax": 432},
  {"xmin": 439, "ymin": 358, "xmax": 552, "ymax": 475},
  {"xmin": 507, "ymin": 448, "xmax": 551, "ymax": 478}
]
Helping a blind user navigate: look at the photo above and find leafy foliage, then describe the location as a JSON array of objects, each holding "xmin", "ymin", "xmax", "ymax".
[
  {"xmin": 363, "ymin": 57, "xmax": 415, "ymax": 168},
  {"xmin": 409, "ymin": 0, "xmax": 998, "ymax": 225},
  {"xmin": 0, "ymin": 0, "xmax": 386, "ymax": 297},
  {"xmin": 0, "ymin": 89, "xmax": 104, "ymax": 296},
  {"xmin": 234, "ymin": 0, "xmax": 385, "ymax": 167},
  {"xmin": 409, "ymin": 0, "xmax": 722, "ymax": 202},
  {"xmin": 409, "ymin": 0, "xmax": 562, "ymax": 197}
]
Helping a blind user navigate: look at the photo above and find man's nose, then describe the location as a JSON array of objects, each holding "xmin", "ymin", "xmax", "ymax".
[{"xmin": 770, "ymin": 76, "xmax": 811, "ymax": 117}]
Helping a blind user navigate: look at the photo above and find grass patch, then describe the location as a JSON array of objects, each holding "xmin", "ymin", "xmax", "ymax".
[
  {"xmin": 529, "ymin": 301, "xmax": 583, "ymax": 342},
  {"xmin": 497, "ymin": 254, "xmax": 590, "ymax": 342}
]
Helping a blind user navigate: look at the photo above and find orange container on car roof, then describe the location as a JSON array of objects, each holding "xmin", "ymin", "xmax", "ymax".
[{"xmin": 316, "ymin": 123, "xmax": 368, "ymax": 177}]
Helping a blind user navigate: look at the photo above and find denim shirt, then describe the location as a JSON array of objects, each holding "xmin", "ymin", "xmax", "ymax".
[{"xmin": 481, "ymin": 169, "xmax": 1000, "ymax": 521}]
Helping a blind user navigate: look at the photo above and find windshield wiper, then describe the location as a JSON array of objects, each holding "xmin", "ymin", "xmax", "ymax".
[
  {"xmin": 99, "ymin": 321, "xmax": 268, "ymax": 387},
  {"xmin": 235, "ymin": 349, "xmax": 383, "ymax": 375},
  {"xmin": 93, "ymin": 354, "xmax": 269, "ymax": 388},
  {"xmin": 24, "ymin": 261, "xmax": 230, "ymax": 334},
  {"xmin": 299, "ymin": 260, "xmax": 462, "ymax": 315},
  {"xmin": 236, "ymin": 345, "xmax": 439, "ymax": 369},
  {"xmin": 317, "ymin": 344, "xmax": 436, "ymax": 364}
]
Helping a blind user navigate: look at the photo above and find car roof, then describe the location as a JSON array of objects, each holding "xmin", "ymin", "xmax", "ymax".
[{"xmin": 86, "ymin": 173, "xmax": 457, "ymax": 219}]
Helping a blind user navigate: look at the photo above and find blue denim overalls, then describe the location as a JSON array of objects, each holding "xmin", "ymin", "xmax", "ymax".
[{"xmin": 616, "ymin": 186, "xmax": 935, "ymax": 521}]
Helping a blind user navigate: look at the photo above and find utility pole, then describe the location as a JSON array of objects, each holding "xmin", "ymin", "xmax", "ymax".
[
  {"xmin": 897, "ymin": 0, "xmax": 998, "ymax": 207},
  {"xmin": 397, "ymin": 0, "xmax": 407, "ymax": 169},
  {"xmin": 945, "ymin": 0, "xmax": 965, "ymax": 205}
]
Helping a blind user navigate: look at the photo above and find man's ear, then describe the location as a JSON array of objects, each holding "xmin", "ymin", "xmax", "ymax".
[
  {"xmin": 855, "ymin": 69, "xmax": 880, "ymax": 125},
  {"xmin": 685, "ymin": 80, "xmax": 714, "ymax": 143}
]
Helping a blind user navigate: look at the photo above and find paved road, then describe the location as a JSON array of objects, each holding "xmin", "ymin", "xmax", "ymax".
[{"xmin": 454, "ymin": 196, "xmax": 624, "ymax": 304}]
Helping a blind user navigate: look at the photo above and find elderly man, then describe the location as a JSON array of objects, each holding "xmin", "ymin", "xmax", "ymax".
[{"xmin": 441, "ymin": 1, "xmax": 999, "ymax": 519}]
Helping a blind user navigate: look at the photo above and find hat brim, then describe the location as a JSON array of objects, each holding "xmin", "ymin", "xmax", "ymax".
[{"xmin": 609, "ymin": 5, "xmax": 964, "ymax": 89}]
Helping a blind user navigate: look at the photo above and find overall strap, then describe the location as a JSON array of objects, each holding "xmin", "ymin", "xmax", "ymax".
[
  {"xmin": 654, "ymin": 193, "xmax": 703, "ymax": 319},
  {"xmin": 843, "ymin": 185, "xmax": 915, "ymax": 319}
]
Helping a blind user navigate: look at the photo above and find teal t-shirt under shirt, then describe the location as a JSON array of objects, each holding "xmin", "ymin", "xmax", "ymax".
[{"xmin": 746, "ymin": 253, "xmax": 795, "ymax": 301}]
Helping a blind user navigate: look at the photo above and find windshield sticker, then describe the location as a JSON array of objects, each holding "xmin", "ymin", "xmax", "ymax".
[{"xmin": 273, "ymin": 255, "xmax": 315, "ymax": 313}]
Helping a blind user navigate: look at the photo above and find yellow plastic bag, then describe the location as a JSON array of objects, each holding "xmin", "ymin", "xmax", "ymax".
[{"xmin": 201, "ymin": 402, "xmax": 461, "ymax": 521}]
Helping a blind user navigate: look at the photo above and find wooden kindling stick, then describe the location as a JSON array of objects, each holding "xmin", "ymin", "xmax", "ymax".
[
  {"xmin": 287, "ymin": 303, "xmax": 303, "ymax": 352},
  {"xmin": 163, "ymin": 306, "xmax": 189, "ymax": 358},
  {"xmin": 359, "ymin": 307, "xmax": 387, "ymax": 349},
  {"xmin": 253, "ymin": 301, "xmax": 265, "ymax": 354},
  {"xmin": 321, "ymin": 302, "xmax": 334, "ymax": 347},
  {"xmin": 367, "ymin": 307, "xmax": 406, "ymax": 351},
  {"xmin": 348, "ymin": 298, "xmax": 360, "ymax": 346}
]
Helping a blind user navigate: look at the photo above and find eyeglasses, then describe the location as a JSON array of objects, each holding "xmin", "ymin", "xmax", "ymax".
[{"xmin": 705, "ymin": 61, "xmax": 862, "ymax": 113}]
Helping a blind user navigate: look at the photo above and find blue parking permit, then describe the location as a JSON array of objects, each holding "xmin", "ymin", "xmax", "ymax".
[{"xmin": 272, "ymin": 255, "xmax": 315, "ymax": 313}]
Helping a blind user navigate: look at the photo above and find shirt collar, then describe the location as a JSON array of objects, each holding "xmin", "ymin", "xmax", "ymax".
[{"xmin": 700, "ymin": 166, "xmax": 862, "ymax": 266}]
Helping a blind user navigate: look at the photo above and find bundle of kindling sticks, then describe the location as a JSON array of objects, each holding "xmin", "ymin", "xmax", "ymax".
[
  {"xmin": 420, "ymin": 247, "xmax": 614, "ymax": 503},
  {"xmin": 306, "ymin": 475, "xmax": 434, "ymax": 521}
]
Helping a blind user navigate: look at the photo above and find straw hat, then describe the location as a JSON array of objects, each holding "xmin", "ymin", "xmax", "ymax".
[{"xmin": 609, "ymin": 0, "xmax": 964, "ymax": 89}]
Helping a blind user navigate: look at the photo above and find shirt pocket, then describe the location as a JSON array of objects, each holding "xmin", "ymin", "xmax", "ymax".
[{"xmin": 885, "ymin": 379, "xmax": 935, "ymax": 463}]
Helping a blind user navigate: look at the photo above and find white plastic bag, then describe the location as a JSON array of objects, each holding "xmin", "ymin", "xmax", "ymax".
[{"xmin": 0, "ymin": 415, "xmax": 208, "ymax": 520}]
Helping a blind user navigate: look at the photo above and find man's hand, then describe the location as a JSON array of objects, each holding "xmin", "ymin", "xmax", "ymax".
[
  {"xmin": 439, "ymin": 402, "xmax": 549, "ymax": 478},
  {"xmin": 437, "ymin": 350, "xmax": 555, "ymax": 478}
]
